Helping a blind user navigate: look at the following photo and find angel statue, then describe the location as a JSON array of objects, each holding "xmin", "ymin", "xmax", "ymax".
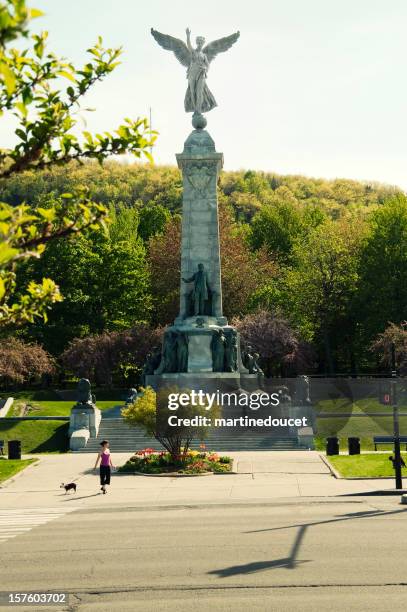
[{"xmin": 151, "ymin": 27, "xmax": 240, "ymax": 118}]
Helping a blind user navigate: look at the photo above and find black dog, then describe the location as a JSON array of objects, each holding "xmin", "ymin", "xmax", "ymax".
[{"xmin": 60, "ymin": 482, "xmax": 77, "ymax": 494}]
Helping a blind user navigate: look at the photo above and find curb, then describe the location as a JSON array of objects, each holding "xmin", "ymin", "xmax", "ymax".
[
  {"xmin": 0, "ymin": 457, "xmax": 40, "ymax": 488},
  {"xmin": 128, "ymin": 470, "xmax": 214, "ymax": 477},
  {"xmin": 2, "ymin": 416, "xmax": 69, "ymax": 421},
  {"xmin": 319, "ymin": 453, "xmax": 341, "ymax": 479},
  {"xmin": 320, "ymin": 453, "xmax": 406, "ymax": 480},
  {"xmin": 0, "ymin": 397, "xmax": 14, "ymax": 418}
]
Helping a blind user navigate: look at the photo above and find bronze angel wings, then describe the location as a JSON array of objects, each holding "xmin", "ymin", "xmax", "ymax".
[{"xmin": 151, "ymin": 28, "xmax": 240, "ymax": 66}]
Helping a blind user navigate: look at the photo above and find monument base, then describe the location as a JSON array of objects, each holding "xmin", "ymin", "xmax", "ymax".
[
  {"xmin": 68, "ymin": 403, "xmax": 101, "ymax": 438},
  {"xmin": 147, "ymin": 316, "xmax": 252, "ymax": 384},
  {"xmin": 146, "ymin": 371, "xmax": 242, "ymax": 394}
]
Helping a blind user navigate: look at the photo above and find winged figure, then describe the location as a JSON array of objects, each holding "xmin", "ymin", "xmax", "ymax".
[{"xmin": 151, "ymin": 27, "xmax": 240, "ymax": 114}]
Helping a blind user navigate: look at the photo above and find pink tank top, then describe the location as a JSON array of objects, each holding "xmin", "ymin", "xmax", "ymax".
[{"xmin": 101, "ymin": 450, "xmax": 110, "ymax": 466}]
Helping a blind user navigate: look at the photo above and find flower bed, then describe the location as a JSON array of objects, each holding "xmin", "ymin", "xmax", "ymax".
[{"xmin": 119, "ymin": 446, "xmax": 233, "ymax": 475}]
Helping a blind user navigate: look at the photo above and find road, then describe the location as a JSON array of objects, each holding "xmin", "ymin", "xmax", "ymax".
[
  {"xmin": 0, "ymin": 498, "xmax": 407, "ymax": 611},
  {"xmin": 0, "ymin": 452, "xmax": 406, "ymax": 611}
]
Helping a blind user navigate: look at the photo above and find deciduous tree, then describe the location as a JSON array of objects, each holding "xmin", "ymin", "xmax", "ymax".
[
  {"xmin": 0, "ymin": 0, "xmax": 154, "ymax": 327},
  {"xmin": 61, "ymin": 325, "xmax": 163, "ymax": 387},
  {"xmin": 0, "ymin": 337, "xmax": 53, "ymax": 385},
  {"xmin": 358, "ymin": 195, "xmax": 407, "ymax": 347},
  {"xmin": 233, "ymin": 310, "xmax": 312, "ymax": 377}
]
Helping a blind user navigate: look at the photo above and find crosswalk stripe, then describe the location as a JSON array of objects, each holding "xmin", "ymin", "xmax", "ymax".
[
  {"xmin": 0, "ymin": 508, "xmax": 74, "ymax": 516},
  {"xmin": 0, "ymin": 507, "xmax": 76, "ymax": 545},
  {"xmin": 0, "ymin": 528, "xmax": 31, "ymax": 531},
  {"xmin": 0, "ymin": 514, "xmax": 63, "ymax": 525}
]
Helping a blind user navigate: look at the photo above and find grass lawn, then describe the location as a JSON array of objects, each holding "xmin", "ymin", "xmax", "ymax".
[
  {"xmin": 327, "ymin": 453, "xmax": 407, "ymax": 478},
  {"xmin": 315, "ymin": 414, "xmax": 407, "ymax": 451},
  {"xmin": 316, "ymin": 398, "xmax": 407, "ymax": 415},
  {"xmin": 7, "ymin": 398, "xmax": 120, "ymax": 417},
  {"xmin": 0, "ymin": 458, "xmax": 37, "ymax": 483},
  {"xmin": 0, "ymin": 420, "xmax": 69, "ymax": 453}
]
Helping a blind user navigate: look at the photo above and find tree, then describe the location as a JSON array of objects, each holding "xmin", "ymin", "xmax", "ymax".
[
  {"xmin": 219, "ymin": 206, "xmax": 276, "ymax": 319},
  {"xmin": 148, "ymin": 216, "xmax": 182, "ymax": 326},
  {"xmin": 286, "ymin": 217, "xmax": 363, "ymax": 374},
  {"xmin": 0, "ymin": 0, "xmax": 154, "ymax": 327},
  {"xmin": 0, "ymin": 337, "xmax": 53, "ymax": 386},
  {"xmin": 357, "ymin": 195, "xmax": 407, "ymax": 348},
  {"xmin": 0, "ymin": 162, "xmax": 397, "ymax": 218},
  {"xmin": 247, "ymin": 200, "xmax": 325, "ymax": 265},
  {"xmin": 0, "ymin": 191, "xmax": 106, "ymax": 328},
  {"xmin": 122, "ymin": 386, "xmax": 218, "ymax": 463},
  {"xmin": 61, "ymin": 325, "xmax": 163, "ymax": 387},
  {"xmin": 371, "ymin": 322, "xmax": 407, "ymax": 376},
  {"xmin": 138, "ymin": 203, "xmax": 171, "ymax": 242},
  {"xmin": 17, "ymin": 208, "xmax": 152, "ymax": 353},
  {"xmin": 233, "ymin": 310, "xmax": 311, "ymax": 377}
]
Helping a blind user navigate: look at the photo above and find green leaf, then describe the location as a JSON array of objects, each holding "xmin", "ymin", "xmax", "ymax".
[
  {"xmin": 0, "ymin": 63, "xmax": 17, "ymax": 95},
  {"xmin": 82, "ymin": 131, "xmax": 94, "ymax": 144},
  {"xmin": 30, "ymin": 8, "xmax": 44, "ymax": 18},
  {"xmin": 36, "ymin": 208, "xmax": 56, "ymax": 222},
  {"xmin": 15, "ymin": 101, "xmax": 28, "ymax": 117},
  {"xmin": 58, "ymin": 70, "xmax": 76, "ymax": 83},
  {"xmin": 15, "ymin": 128, "xmax": 27, "ymax": 141},
  {"xmin": 0, "ymin": 245, "xmax": 19, "ymax": 266}
]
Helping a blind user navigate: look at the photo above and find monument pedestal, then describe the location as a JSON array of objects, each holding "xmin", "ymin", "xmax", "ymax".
[{"xmin": 69, "ymin": 402, "xmax": 101, "ymax": 451}]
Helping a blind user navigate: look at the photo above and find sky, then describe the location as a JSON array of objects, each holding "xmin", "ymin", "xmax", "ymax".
[{"xmin": 6, "ymin": 0, "xmax": 407, "ymax": 188}]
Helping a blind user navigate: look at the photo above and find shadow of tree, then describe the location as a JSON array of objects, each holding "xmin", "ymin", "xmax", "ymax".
[{"xmin": 31, "ymin": 423, "xmax": 69, "ymax": 453}]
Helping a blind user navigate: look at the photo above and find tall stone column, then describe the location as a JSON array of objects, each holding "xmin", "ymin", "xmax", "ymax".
[
  {"xmin": 175, "ymin": 127, "xmax": 227, "ymax": 327},
  {"xmin": 145, "ymin": 121, "xmax": 250, "ymax": 387}
]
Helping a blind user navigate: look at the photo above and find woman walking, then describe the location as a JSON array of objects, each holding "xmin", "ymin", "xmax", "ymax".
[{"xmin": 94, "ymin": 440, "xmax": 115, "ymax": 494}]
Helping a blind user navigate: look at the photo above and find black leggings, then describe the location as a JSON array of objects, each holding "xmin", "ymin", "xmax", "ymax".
[{"xmin": 100, "ymin": 465, "xmax": 111, "ymax": 486}]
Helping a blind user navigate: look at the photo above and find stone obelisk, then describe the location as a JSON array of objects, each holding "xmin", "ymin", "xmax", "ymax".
[{"xmin": 175, "ymin": 121, "xmax": 226, "ymax": 327}]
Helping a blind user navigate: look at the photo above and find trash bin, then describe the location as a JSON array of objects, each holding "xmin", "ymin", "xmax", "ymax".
[
  {"xmin": 348, "ymin": 437, "xmax": 360, "ymax": 455},
  {"xmin": 326, "ymin": 436, "xmax": 339, "ymax": 456},
  {"xmin": 8, "ymin": 440, "xmax": 21, "ymax": 460}
]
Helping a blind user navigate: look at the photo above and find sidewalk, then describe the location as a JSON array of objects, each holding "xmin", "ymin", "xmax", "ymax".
[{"xmin": 0, "ymin": 451, "xmax": 402, "ymax": 510}]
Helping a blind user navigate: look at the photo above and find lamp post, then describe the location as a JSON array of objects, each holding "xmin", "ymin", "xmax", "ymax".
[{"xmin": 391, "ymin": 343, "xmax": 403, "ymax": 490}]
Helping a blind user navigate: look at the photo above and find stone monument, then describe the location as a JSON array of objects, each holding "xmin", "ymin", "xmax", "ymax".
[
  {"xmin": 147, "ymin": 27, "xmax": 258, "ymax": 392},
  {"xmin": 69, "ymin": 378, "xmax": 101, "ymax": 450}
]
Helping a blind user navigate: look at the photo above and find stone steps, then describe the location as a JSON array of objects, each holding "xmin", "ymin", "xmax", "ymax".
[{"xmin": 77, "ymin": 418, "xmax": 306, "ymax": 453}]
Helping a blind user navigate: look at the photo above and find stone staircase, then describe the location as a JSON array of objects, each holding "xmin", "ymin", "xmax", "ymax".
[{"xmin": 77, "ymin": 413, "xmax": 307, "ymax": 453}]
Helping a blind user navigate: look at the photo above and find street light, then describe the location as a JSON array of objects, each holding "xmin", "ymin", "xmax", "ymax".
[{"xmin": 391, "ymin": 343, "xmax": 403, "ymax": 490}]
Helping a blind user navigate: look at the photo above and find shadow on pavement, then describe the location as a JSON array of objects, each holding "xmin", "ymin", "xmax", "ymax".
[
  {"xmin": 62, "ymin": 492, "xmax": 102, "ymax": 501},
  {"xmin": 210, "ymin": 507, "xmax": 407, "ymax": 578},
  {"xmin": 340, "ymin": 489, "xmax": 407, "ymax": 496},
  {"xmin": 209, "ymin": 524, "xmax": 310, "ymax": 577}
]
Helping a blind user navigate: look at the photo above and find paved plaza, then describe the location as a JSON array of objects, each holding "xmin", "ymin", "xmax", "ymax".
[{"xmin": 0, "ymin": 451, "xmax": 402, "ymax": 510}]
